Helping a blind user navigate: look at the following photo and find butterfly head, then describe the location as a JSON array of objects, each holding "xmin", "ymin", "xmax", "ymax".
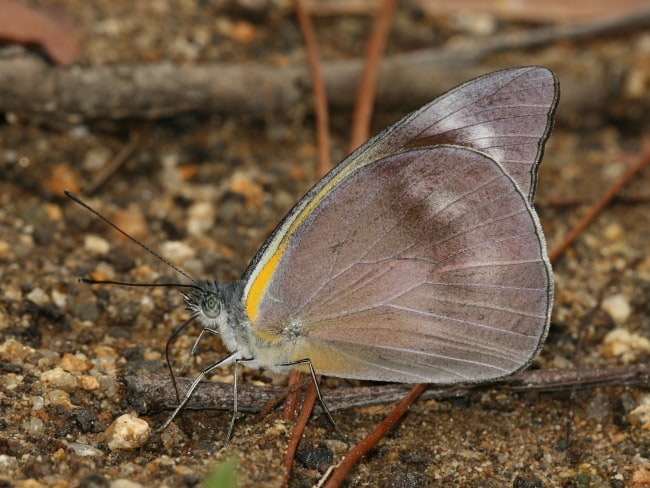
[{"xmin": 182, "ymin": 279, "xmax": 248, "ymax": 354}]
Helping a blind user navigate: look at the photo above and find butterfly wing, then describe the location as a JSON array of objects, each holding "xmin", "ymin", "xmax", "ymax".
[
  {"xmin": 245, "ymin": 145, "xmax": 552, "ymax": 382},
  {"xmin": 241, "ymin": 67, "xmax": 557, "ymax": 383}
]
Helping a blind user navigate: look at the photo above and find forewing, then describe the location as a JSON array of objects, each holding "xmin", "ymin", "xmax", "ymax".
[
  {"xmin": 251, "ymin": 145, "xmax": 552, "ymax": 383},
  {"xmin": 242, "ymin": 67, "xmax": 558, "ymax": 307}
]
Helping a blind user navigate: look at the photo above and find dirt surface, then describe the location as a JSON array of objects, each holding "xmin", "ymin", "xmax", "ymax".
[{"xmin": 1, "ymin": 1, "xmax": 650, "ymax": 487}]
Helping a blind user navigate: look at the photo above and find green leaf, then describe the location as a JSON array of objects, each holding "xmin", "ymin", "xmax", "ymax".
[{"xmin": 204, "ymin": 457, "xmax": 239, "ymax": 488}]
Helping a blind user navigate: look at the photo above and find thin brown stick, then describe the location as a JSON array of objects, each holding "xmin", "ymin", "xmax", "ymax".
[
  {"xmin": 323, "ymin": 383, "xmax": 428, "ymax": 488},
  {"xmin": 548, "ymin": 141, "xmax": 650, "ymax": 263},
  {"xmin": 441, "ymin": 6, "xmax": 650, "ymax": 58},
  {"xmin": 282, "ymin": 370, "xmax": 303, "ymax": 421},
  {"xmin": 283, "ymin": 377, "xmax": 320, "ymax": 486},
  {"xmin": 263, "ymin": 374, "xmax": 311, "ymax": 419},
  {"xmin": 540, "ymin": 193, "xmax": 650, "ymax": 208},
  {"xmin": 84, "ymin": 131, "xmax": 142, "ymax": 195},
  {"xmin": 348, "ymin": 0, "xmax": 397, "ymax": 152},
  {"xmin": 296, "ymin": 0, "xmax": 331, "ymax": 178}
]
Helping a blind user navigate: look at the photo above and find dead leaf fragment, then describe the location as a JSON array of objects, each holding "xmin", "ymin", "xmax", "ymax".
[{"xmin": 0, "ymin": 0, "xmax": 81, "ymax": 65}]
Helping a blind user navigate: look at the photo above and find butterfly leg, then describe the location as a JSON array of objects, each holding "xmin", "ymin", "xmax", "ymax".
[
  {"xmin": 279, "ymin": 358, "xmax": 348, "ymax": 443},
  {"xmin": 165, "ymin": 320, "xmax": 222, "ymax": 407},
  {"xmin": 179, "ymin": 326, "xmax": 221, "ymax": 375},
  {"xmin": 226, "ymin": 357, "xmax": 254, "ymax": 443},
  {"xmin": 159, "ymin": 352, "xmax": 238, "ymax": 432}
]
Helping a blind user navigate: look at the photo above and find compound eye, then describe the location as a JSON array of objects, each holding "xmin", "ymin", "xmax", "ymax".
[{"xmin": 202, "ymin": 294, "xmax": 221, "ymax": 319}]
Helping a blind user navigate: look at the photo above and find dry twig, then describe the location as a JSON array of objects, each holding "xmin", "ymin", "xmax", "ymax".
[
  {"xmin": 2, "ymin": 9, "xmax": 650, "ymax": 124},
  {"xmin": 125, "ymin": 364, "xmax": 650, "ymax": 415},
  {"xmin": 348, "ymin": 0, "xmax": 397, "ymax": 152}
]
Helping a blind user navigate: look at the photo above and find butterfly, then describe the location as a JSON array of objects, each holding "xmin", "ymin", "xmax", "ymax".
[{"xmin": 69, "ymin": 66, "xmax": 559, "ymax": 435}]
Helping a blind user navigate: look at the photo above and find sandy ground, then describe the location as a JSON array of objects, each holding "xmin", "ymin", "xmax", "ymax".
[{"xmin": 1, "ymin": 2, "xmax": 650, "ymax": 487}]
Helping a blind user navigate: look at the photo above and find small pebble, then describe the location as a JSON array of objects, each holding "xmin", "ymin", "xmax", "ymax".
[
  {"xmin": 84, "ymin": 235, "xmax": 111, "ymax": 255},
  {"xmin": 629, "ymin": 395, "xmax": 650, "ymax": 429},
  {"xmin": 632, "ymin": 466, "xmax": 650, "ymax": 486},
  {"xmin": 61, "ymin": 352, "xmax": 93, "ymax": 373},
  {"xmin": 78, "ymin": 375, "xmax": 100, "ymax": 391},
  {"xmin": 187, "ymin": 201, "xmax": 215, "ymax": 237},
  {"xmin": 25, "ymin": 288, "xmax": 50, "ymax": 307},
  {"xmin": 0, "ymin": 239, "xmax": 12, "ymax": 259},
  {"xmin": 0, "ymin": 338, "xmax": 35, "ymax": 360},
  {"xmin": 45, "ymin": 162, "xmax": 80, "ymax": 195},
  {"xmin": 110, "ymin": 480, "xmax": 145, "ymax": 488},
  {"xmin": 601, "ymin": 294, "xmax": 632, "ymax": 325},
  {"xmin": 51, "ymin": 289, "xmax": 68, "ymax": 308},
  {"xmin": 229, "ymin": 20, "xmax": 257, "ymax": 43},
  {"xmin": 112, "ymin": 209, "xmax": 148, "ymax": 242},
  {"xmin": 93, "ymin": 345, "xmax": 118, "ymax": 358},
  {"xmin": 229, "ymin": 171, "xmax": 264, "ymax": 209},
  {"xmin": 43, "ymin": 203, "xmax": 63, "ymax": 222},
  {"xmin": 68, "ymin": 124, "xmax": 89, "ymax": 138},
  {"xmin": 82, "ymin": 147, "xmax": 111, "ymax": 171},
  {"xmin": 601, "ymin": 328, "xmax": 650, "ymax": 363},
  {"xmin": 3, "ymin": 374, "xmax": 23, "ymax": 391},
  {"xmin": 160, "ymin": 240, "xmax": 195, "ymax": 262},
  {"xmin": 24, "ymin": 416, "xmax": 45, "ymax": 436},
  {"xmin": 105, "ymin": 414, "xmax": 150, "ymax": 451},
  {"xmin": 603, "ymin": 222, "xmax": 624, "ymax": 241},
  {"xmin": 40, "ymin": 367, "xmax": 78, "ymax": 391},
  {"xmin": 46, "ymin": 389, "xmax": 74, "ymax": 409},
  {"xmin": 68, "ymin": 441, "xmax": 103, "ymax": 457},
  {"xmin": 0, "ymin": 454, "xmax": 19, "ymax": 473},
  {"xmin": 31, "ymin": 396, "xmax": 45, "ymax": 410}
]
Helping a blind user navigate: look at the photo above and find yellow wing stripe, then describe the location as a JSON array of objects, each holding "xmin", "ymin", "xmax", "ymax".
[
  {"xmin": 246, "ymin": 242, "xmax": 287, "ymax": 322},
  {"xmin": 244, "ymin": 154, "xmax": 367, "ymax": 323},
  {"xmin": 288, "ymin": 159, "xmax": 361, "ymax": 237}
]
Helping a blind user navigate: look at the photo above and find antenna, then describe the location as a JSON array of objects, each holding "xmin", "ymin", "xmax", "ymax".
[
  {"xmin": 64, "ymin": 190, "xmax": 199, "ymax": 286},
  {"xmin": 66, "ymin": 190, "xmax": 212, "ymax": 427}
]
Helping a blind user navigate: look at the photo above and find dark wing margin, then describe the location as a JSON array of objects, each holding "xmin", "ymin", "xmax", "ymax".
[{"xmin": 357, "ymin": 66, "xmax": 560, "ymax": 203}]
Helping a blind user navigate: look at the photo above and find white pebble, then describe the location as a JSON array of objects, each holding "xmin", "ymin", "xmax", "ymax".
[
  {"xmin": 601, "ymin": 294, "xmax": 632, "ymax": 325},
  {"xmin": 82, "ymin": 146, "xmax": 111, "ymax": 171},
  {"xmin": 25, "ymin": 288, "xmax": 50, "ymax": 307},
  {"xmin": 629, "ymin": 395, "xmax": 650, "ymax": 429},
  {"xmin": 187, "ymin": 201, "xmax": 215, "ymax": 237},
  {"xmin": 24, "ymin": 416, "xmax": 44, "ymax": 436},
  {"xmin": 602, "ymin": 328, "xmax": 650, "ymax": 363},
  {"xmin": 110, "ymin": 480, "xmax": 146, "ymax": 488},
  {"xmin": 40, "ymin": 367, "xmax": 78, "ymax": 391},
  {"xmin": 31, "ymin": 396, "xmax": 45, "ymax": 410},
  {"xmin": 160, "ymin": 240, "xmax": 195, "ymax": 262},
  {"xmin": 51, "ymin": 289, "xmax": 68, "ymax": 308},
  {"xmin": 105, "ymin": 414, "xmax": 150, "ymax": 451},
  {"xmin": 68, "ymin": 441, "xmax": 104, "ymax": 457},
  {"xmin": 84, "ymin": 234, "xmax": 111, "ymax": 255},
  {"xmin": 0, "ymin": 454, "xmax": 19, "ymax": 473}
]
